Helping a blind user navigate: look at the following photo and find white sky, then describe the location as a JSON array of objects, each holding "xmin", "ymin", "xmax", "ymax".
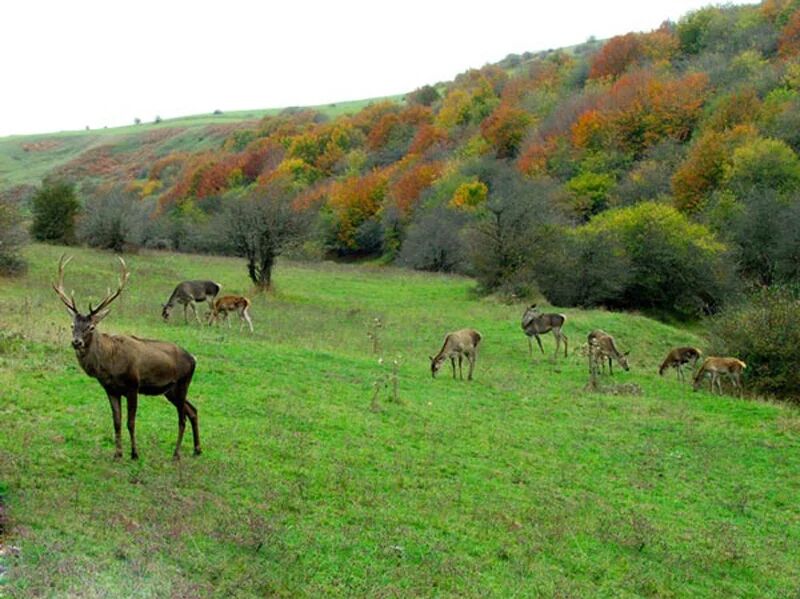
[{"xmin": 0, "ymin": 0, "xmax": 754, "ymax": 137}]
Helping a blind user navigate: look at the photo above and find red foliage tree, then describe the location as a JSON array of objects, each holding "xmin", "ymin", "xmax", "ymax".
[
  {"xmin": 389, "ymin": 161, "xmax": 443, "ymax": 215},
  {"xmin": 589, "ymin": 33, "xmax": 644, "ymax": 80},
  {"xmin": 480, "ymin": 103, "xmax": 532, "ymax": 158}
]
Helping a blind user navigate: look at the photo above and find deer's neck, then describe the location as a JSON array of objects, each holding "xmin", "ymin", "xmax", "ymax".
[{"xmin": 75, "ymin": 333, "xmax": 114, "ymax": 380}]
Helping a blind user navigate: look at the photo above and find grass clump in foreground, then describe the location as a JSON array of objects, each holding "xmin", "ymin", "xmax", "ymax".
[{"xmin": 0, "ymin": 244, "xmax": 799, "ymax": 597}]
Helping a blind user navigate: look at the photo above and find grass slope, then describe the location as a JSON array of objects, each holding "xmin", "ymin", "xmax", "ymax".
[
  {"xmin": 0, "ymin": 95, "xmax": 403, "ymax": 190},
  {"xmin": 1, "ymin": 245, "xmax": 799, "ymax": 597}
]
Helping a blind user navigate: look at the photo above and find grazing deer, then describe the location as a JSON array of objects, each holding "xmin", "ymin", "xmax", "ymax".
[
  {"xmin": 162, "ymin": 280, "xmax": 221, "ymax": 324},
  {"xmin": 430, "ymin": 328, "xmax": 482, "ymax": 381},
  {"xmin": 692, "ymin": 357, "xmax": 747, "ymax": 397},
  {"xmin": 521, "ymin": 304, "xmax": 568, "ymax": 358},
  {"xmin": 587, "ymin": 330, "xmax": 630, "ymax": 375},
  {"xmin": 53, "ymin": 255, "xmax": 201, "ymax": 460},
  {"xmin": 207, "ymin": 295, "xmax": 254, "ymax": 333},
  {"xmin": 659, "ymin": 347, "xmax": 703, "ymax": 382}
]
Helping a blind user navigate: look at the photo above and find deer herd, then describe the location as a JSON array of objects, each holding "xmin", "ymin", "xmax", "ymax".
[{"xmin": 52, "ymin": 257, "xmax": 748, "ymax": 461}]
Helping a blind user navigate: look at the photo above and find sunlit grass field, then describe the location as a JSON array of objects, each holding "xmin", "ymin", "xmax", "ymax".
[{"xmin": 1, "ymin": 244, "xmax": 799, "ymax": 597}]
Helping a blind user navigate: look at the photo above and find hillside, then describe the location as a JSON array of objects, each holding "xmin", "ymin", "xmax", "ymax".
[
  {"xmin": 6, "ymin": 2, "xmax": 800, "ymax": 321},
  {"xmin": 1, "ymin": 244, "xmax": 799, "ymax": 596},
  {"xmin": 0, "ymin": 95, "xmax": 402, "ymax": 190}
]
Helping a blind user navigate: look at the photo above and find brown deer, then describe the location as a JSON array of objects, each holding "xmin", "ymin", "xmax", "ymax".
[
  {"xmin": 692, "ymin": 357, "xmax": 746, "ymax": 397},
  {"xmin": 521, "ymin": 304, "xmax": 568, "ymax": 358},
  {"xmin": 587, "ymin": 330, "xmax": 630, "ymax": 375},
  {"xmin": 53, "ymin": 255, "xmax": 201, "ymax": 460},
  {"xmin": 207, "ymin": 295, "xmax": 254, "ymax": 333},
  {"xmin": 430, "ymin": 329, "xmax": 482, "ymax": 381},
  {"xmin": 659, "ymin": 347, "xmax": 703, "ymax": 382},
  {"xmin": 162, "ymin": 280, "xmax": 221, "ymax": 323}
]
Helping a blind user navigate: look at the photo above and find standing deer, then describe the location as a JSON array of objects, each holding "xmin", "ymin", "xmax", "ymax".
[
  {"xmin": 659, "ymin": 347, "xmax": 703, "ymax": 382},
  {"xmin": 521, "ymin": 304, "xmax": 568, "ymax": 358},
  {"xmin": 692, "ymin": 357, "xmax": 747, "ymax": 397},
  {"xmin": 53, "ymin": 255, "xmax": 201, "ymax": 460},
  {"xmin": 430, "ymin": 328, "xmax": 482, "ymax": 381},
  {"xmin": 587, "ymin": 329, "xmax": 630, "ymax": 375},
  {"xmin": 162, "ymin": 280, "xmax": 221, "ymax": 324},
  {"xmin": 207, "ymin": 295, "xmax": 254, "ymax": 333}
]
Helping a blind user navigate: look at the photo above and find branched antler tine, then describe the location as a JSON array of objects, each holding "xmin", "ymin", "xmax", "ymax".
[
  {"xmin": 52, "ymin": 254, "xmax": 78, "ymax": 313},
  {"xmin": 89, "ymin": 256, "xmax": 130, "ymax": 316}
]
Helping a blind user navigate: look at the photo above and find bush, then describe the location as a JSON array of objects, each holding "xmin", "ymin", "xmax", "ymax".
[
  {"xmin": 0, "ymin": 191, "xmax": 27, "ymax": 275},
  {"xmin": 398, "ymin": 206, "xmax": 470, "ymax": 273},
  {"xmin": 79, "ymin": 191, "xmax": 154, "ymax": 252},
  {"xmin": 708, "ymin": 287, "xmax": 800, "ymax": 398},
  {"xmin": 537, "ymin": 202, "xmax": 733, "ymax": 315},
  {"xmin": 30, "ymin": 179, "xmax": 80, "ymax": 244}
]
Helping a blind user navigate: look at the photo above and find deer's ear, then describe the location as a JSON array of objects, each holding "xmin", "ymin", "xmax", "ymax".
[
  {"xmin": 91, "ymin": 308, "xmax": 111, "ymax": 323},
  {"xmin": 623, "ymin": 351, "xmax": 630, "ymax": 356},
  {"xmin": 429, "ymin": 356, "xmax": 434, "ymax": 362}
]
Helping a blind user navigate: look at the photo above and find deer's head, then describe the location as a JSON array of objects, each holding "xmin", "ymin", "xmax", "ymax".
[
  {"xmin": 161, "ymin": 303, "xmax": 172, "ymax": 321},
  {"xmin": 521, "ymin": 303, "xmax": 539, "ymax": 329},
  {"xmin": 52, "ymin": 255, "xmax": 129, "ymax": 353},
  {"xmin": 618, "ymin": 351, "xmax": 631, "ymax": 372},
  {"xmin": 429, "ymin": 354, "xmax": 446, "ymax": 378}
]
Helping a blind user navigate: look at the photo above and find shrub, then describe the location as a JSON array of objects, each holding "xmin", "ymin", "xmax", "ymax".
[
  {"xmin": 30, "ymin": 179, "xmax": 80, "ymax": 244},
  {"xmin": 398, "ymin": 206, "xmax": 470, "ymax": 273},
  {"xmin": 538, "ymin": 202, "xmax": 732, "ymax": 315},
  {"xmin": 0, "ymin": 191, "xmax": 27, "ymax": 275},
  {"xmin": 79, "ymin": 191, "xmax": 153, "ymax": 252},
  {"xmin": 708, "ymin": 287, "xmax": 800, "ymax": 399}
]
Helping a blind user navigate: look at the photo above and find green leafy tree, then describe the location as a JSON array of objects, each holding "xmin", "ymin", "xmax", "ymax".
[{"xmin": 30, "ymin": 179, "xmax": 80, "ymax": 244}]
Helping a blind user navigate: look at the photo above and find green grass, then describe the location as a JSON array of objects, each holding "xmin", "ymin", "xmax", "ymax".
[
  {"xmin": 1, "ymin": 244, "xmax": 799, "ymax": 597},
  {"xmin": 0, "ymin": 94, "xmax": 404, "ymax": 189}
]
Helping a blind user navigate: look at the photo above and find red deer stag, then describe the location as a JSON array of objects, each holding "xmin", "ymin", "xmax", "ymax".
[
  {"xmin": 430, "ymin": 329, "xmax": 482, "ymax": 381},
  {"xmin": 521, "ymin": 304, "xmax": 568, "ymax": 359},
  {"xmin": 692, "ymin": 357, "xmax": 746, "ymax": 397},
  {"xmin": 53, "ymin": 255, "xmax": 201, "ymax": 460},
  {"xmin": 207, "ymin": 295, "xmax": 254, "ymax": 333},
  {"xmin": 162, "ymin": 280, "xmax": 221, "ymax": 324},
  {"xmin": 659, "ymin": 347, "xmax": 703, "ymax": 382},
  {"xmin": 587, "ymin": 329, "xmax": 630, "ymax": 375}
]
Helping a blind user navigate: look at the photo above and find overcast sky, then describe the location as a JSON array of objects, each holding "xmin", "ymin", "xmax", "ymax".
[{"xmin": 0, "ymin": 0, "xmax": 754, "ymax": 137}]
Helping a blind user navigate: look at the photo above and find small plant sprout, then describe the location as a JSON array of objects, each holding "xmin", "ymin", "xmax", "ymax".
[{"xmin": 367, "ymin": 317, "xmax": 383, "ymax": 354}]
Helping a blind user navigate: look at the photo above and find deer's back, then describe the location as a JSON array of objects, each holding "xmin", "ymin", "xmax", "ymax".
[
  {"xmin": 444, "ymin": 328, "xmax": 481, "ymax": 352},
  {"xmin": 99, "ymin": 334, "xmax": 195, "ymax": 391}
]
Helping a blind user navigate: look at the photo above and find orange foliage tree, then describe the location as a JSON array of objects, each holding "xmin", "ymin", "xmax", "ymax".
[
  {"xmin": 389, "ymin": 161, "xmax": 443, "ymax": 215},
  {"xmin": 327, "ymin": 170, "xmax": 390, "ymax": 249},
  {"xmin": 481, "ymin": 103, "xmax": 532, "ymax": 158},
  {"xmin": 589, "ymin": 33, "xmax": 644, "ymax": 80}
]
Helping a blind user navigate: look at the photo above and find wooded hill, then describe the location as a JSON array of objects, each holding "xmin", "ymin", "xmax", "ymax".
[{"xmin": 6, "ymin": 0, "xmax": 800, "ymax": 315}]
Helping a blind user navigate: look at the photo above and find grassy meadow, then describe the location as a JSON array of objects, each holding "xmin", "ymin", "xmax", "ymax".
[{"xmin": 1, "ymin": 244, "xmax": 799, "ymax": 597}]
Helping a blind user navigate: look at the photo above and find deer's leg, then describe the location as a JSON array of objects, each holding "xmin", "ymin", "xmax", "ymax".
[
  {"xmin": 534, "ymin": 334, "xmax": 545, "ymax": 355},
  {"xmin": 450, "ymin": 357, "xmax": 456, "ymax": 379},
  {"xmin": 467, "ymin": 351, "xmax": 476, "ymax": 381},
  {"xmin": 183, "ymin": 303, "xmax": 189, "ymax": 324},
  {"xmin": 458, "ymin": 354, "xmax": 464, "ymax": 380},
  {"xmin": 184, "ymin": 400, "xmax": 202, "ymax": 455},
  {"xmin": 608, "ymin": 356, "xmax": 614, "ymax": 376},
  {"xmin": 243, "ymin": 307, "xmax": 254, "ymax": 333},
  {"xmin": 561, "ymin": 332, "xmax": 568, "ymax": 358},
  {"xmin": 191, "ymin": 302, "xmax": 201, "ymax": 324},
  {"xmin": 125, "ymin": 392, "xmax": 139, "ymax": 460},
  {"xmin": 107, "ymin": 393, "xmax": 123, "ymax": 459},
  {"xmin": 677, "ymin": 364, "xmax": 683, "ymax": 382},
  {"xmin": 165, "ymin": 388, "xmax": 188, "ymax": 460},
  {"xmin": 528, "ymin": 336, "xmax": 533, "ymax": 357}
]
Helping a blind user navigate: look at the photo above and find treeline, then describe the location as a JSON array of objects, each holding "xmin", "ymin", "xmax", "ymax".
[{"xmin": 5, "ymin": 1, "xmax": 800, "ymax": 395}]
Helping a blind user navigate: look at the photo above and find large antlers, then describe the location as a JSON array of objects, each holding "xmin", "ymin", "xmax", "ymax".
[
  {"xmin": 53, "ymin": 254, "xmax": 78, "ymax": 315},
  {"xmin": 88, "ymin": 256, "xmax": 130, "ymax": 317},
  {"xmin": 53, "ymin": 254, "xmax": 130, "ymax": 317}
]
